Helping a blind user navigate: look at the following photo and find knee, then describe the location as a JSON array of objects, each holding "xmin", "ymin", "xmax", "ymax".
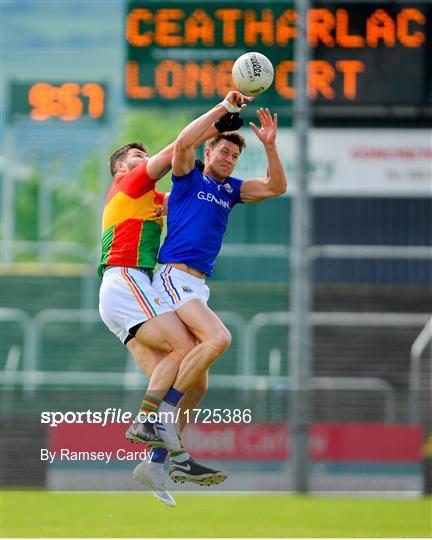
[
  {"xmin": 127, "ymin": 342, "xmax": 158, "ymax": 375},
  {"xmin": 171, "ymin": 334, "xmax": 195, "ymax": 361},
  {"xmin": 208, "ymin": 328, "xmax": 232, "ymax": 358}
]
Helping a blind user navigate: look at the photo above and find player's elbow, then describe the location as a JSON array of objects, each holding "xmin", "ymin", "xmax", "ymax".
[
  {"xmin": 271, "ymin": 177, "xmax": 287, "ymax": 196},
  {"xmin": 174, "ymin": 135, "xmax": 192, "ymax": 155}
]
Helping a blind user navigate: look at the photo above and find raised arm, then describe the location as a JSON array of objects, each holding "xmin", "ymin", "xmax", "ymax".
[
  {"xmin": 145, "ymin": 125, "xmax": 219, "ymax": 180},
  {"xmin": 240, "ymin": 108, "xmax": 287, "ymax": 203},
  {"xmin": 172, "ymin": 91, "xmax": 251, "ymax": 177}
]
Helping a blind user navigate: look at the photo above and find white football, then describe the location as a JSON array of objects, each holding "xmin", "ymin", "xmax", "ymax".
[{"xmin": 232, "ymin": 52, "xmax": 274, "ymax": 97}]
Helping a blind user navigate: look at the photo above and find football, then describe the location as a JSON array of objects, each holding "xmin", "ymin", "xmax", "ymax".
[{"xmin": 232, "ymin": 52, "xmax": 274, "ymax": 97}]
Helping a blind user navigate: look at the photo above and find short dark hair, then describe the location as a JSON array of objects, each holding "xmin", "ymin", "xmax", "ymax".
[
  {"xmin": 109, "ymin": 142, "xmax": 148, "ymax": 177},
  {"xmin": 206, "ymin": 132, "xmax": 246, "ymax": 153}
]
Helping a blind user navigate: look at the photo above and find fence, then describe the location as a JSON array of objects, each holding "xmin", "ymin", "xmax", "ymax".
[
  {"xmin": 409, "ymin": 315, "xmax": 432, "ymax": 424},
  {"xmin": 1, "ymin": 306, "xmax": 430, "ymax": 424},
  {"xmin": 1, "ymin": 241, "xmax": 431, "ymax": 423}
]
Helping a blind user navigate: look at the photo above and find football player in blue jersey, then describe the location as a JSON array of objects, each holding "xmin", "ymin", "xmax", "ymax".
[
  {"xmin": 139, "ymin": 92, "xmax": 287, "ymax": 486},
  {"xmin": 126, "ymin": 92, "xmax": 254, "ymax": 504}
]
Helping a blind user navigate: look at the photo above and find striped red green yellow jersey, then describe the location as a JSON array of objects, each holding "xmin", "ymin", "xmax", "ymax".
[{"xmin": 97, "ymin": 160, "xmax": 164, "ymax": 277}]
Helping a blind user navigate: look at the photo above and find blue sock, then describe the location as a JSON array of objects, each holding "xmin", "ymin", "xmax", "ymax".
[
  {"xmin": 163, "ymin": 386, "xmax": 184, "ymax": 407},
  {"xmin": 151, "ymin": 447, "xmax": 168, "ymax": 464}
]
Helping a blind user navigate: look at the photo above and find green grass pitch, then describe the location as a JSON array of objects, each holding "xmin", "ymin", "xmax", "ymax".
[{"xmin": 1, "ymin": 491, "xmax": 430, "ymax": 538}]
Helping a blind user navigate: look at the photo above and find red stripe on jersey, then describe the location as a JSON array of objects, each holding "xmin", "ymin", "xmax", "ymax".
[{"xmin": 106, "ymin": 219, "xmax": 142, "ymax": 267}]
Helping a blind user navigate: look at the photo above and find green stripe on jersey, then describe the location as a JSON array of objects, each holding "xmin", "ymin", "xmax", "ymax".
[
  {"xmin": 137, "ymin": 220, "xmax": 162, "ymax": 271},
  {"xmin": 97, "ymin": 225, "xmax": 115, "ymax": 277}
]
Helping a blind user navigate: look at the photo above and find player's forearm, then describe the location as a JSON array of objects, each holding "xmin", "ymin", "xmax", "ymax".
[
  {"xmin": 175, "ymin": 104, "xmax": 227, "ymax": 151},
  {"xmin": 264, "ymin": 143, "xmax": 287, "ymax": 195},
  {"xmin": 147, "ymin": 125, "xmax": 221, "ymax": 178},
  {"xmin": 195, "ymin": 125, "xmax": 219, "ymax": 147}
]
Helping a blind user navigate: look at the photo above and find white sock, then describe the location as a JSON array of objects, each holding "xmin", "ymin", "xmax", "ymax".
[
  {"xmin": 146, "ymin": 460, "xmax": 162, "ymax": 468},
  {"xmin": 156, "ymin": 401, "xmax": 182, "ymax": 451},
  {"xmin": 171, "ymin": 453, "xmax": 189, "ymax": 463}
]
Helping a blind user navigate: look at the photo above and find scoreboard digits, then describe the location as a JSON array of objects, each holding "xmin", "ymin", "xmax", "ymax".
[{"xmin": 10, "ymin": 81, "xmax": 106, "ymax": 123}]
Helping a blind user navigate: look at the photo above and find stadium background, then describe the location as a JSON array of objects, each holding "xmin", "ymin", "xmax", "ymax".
[{"xmin": 1, "ymin": 0, "xmax": 431, "ymax": 536}]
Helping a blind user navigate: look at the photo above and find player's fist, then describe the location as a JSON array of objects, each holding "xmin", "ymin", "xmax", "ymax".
[
  {"xmin": 215, "ymin": 113, "xmax": 244, "ymax": 133},
  {"xmin": 221, "ymin": 91, "xmax": 253, "ymax": 113}
]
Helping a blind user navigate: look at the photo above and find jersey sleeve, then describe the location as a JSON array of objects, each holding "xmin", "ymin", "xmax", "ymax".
[
  {"xmin": 170, "ymin": 166, "xmax": 201, "ymax": 198},
  {"xmin": 118, "ymin": 160, "xmax": 157, "ymax": 199},
  {"xmin": 229, "ymin": 177, "xmax": 244, "ymax": 206}
]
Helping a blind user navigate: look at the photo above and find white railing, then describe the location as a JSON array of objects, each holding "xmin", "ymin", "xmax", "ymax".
[
  {"xmin": 1, "ymin": 309, "xmax": 247, "ymax": 393},
  {"xmin": 0, "ymin": 308, "xmax": 35, "ymax": 387},
  {"xmin": 0, "ymin": 240, "xmax": 91, "ymax": 263},
  {"xmin": 2, "ymin": 307, "xmax": 428, "ymax": 423},
  {"xmin": 218, "ymin": 243, "xmax": 432, "ymax": 263},
  {"xmin": 244, "ymin": 311, "xmax": 430, "ymax": 377},
  {"xmin": 308, "ymin": 245, "xmax": 432, "ymax": 261},
  {"xmin": 205, "ymin": 374, "xmax": 397, "ymax": 423},
  {"xmin": 3, "ymin": 242, "xmax": 429, "ymax": 318},
  {"xmin": 242, "ymin": 311, "xmax": 431, "ymax": 424},
  {"xmin": 3, "ymin": 241, "xmax": 430, "ymax": 276},
  {"xmin": 219, "ymin": 244, "xmax": 289, "ymax": 258},
  {"xmin": 2, "ymin": 241, "xmax": 431, "ymax": 263},
  {"xmin": 409, "ymin": 316, "xmax": 432, "ymax": 424}
]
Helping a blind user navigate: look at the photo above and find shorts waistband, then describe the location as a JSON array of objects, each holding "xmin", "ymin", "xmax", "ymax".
[
  {"xmin": 164, "ymin": 262, "xmax": 206, "ymax": 279},
  {"xmin": 161, "ymin": 264, "xmax": 206, "ymax": 283},
  {"xmin": 103, "ymin": 266, "xmax": 154, "ymax": 280}
]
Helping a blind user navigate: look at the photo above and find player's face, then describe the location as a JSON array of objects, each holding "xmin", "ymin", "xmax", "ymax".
[
  {"xmin": 205, "ymin": 140, "xmax": 240, "ymax": 181},
  {"xmin": 124, "ymin": 148, "xmax": 147, "ymax": 171}
]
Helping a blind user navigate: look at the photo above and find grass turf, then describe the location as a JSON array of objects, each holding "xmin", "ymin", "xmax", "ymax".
[{"xmin": 1, "ymin": 491, "xmax": 430, "ymax": 538}]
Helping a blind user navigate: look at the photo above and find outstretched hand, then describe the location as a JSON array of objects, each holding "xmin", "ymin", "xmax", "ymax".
[
  {"xmin": 249, "ymin": 108, "xmax": 278, "ymax": 146},
  {"xmin": 222, "ymin": 91, "xmax": 253, "ymax": 113}
]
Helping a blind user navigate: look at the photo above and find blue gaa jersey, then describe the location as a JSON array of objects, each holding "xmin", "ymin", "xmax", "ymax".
[{"xmin": 158, "ymin": 166, "xmax": 243, "ymax": 276}]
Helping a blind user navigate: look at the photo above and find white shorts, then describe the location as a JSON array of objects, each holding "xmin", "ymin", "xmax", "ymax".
[
  {"xmin": 153, "ymin": 264, "xmax": 210, "ymax": 310},
  {"xmin": 99, "ymin": 266, "xmax": 172, "ymax": 344}
]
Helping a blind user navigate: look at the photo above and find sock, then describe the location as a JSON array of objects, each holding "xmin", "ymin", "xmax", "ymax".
[
  {"xmin": 164, "ymin": 386, "xmax": 184, "ymax": 407},
  {"xmin": 150, "ymin": 447, "xmax": 168, "ymax": 464},
  {"xmin": 170, "ymin": 435, "xmax": 188, "ymax": 463},
  {"xmin": 169, "ymin": 449, "xmax": 188, "ymax": 463},
  {"xmin": 156, "ymin": 387, "xmax": 188, "ymax": 460},
  {"xmin": 138, "ymin": 393, "xmax": 161, "ymax": 420}
]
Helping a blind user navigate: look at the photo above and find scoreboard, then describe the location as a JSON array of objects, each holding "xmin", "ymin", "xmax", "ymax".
[
  {"xmin": 125, "ymin": 1, "xmax": 431, "ymax": 110},
  {"xmin": 9, "ymin": 81, "xmax": 107, "ymax": 123}
]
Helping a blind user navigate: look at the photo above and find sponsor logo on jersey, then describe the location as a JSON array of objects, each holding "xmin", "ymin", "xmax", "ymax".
[
  {"xmin": 182, "ymin": 286, "xmax": 193, "ymax": 293},
  {"xmin": 197, "ymin": 191, "xmax": 230, "ymax": 209}
]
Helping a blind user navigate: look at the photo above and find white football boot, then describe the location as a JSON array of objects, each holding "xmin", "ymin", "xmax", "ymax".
[{"xmin": 133, "ymin": 461, "xmax": 176, "ymax": 507}]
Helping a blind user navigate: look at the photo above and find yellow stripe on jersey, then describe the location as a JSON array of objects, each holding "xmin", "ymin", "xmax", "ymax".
[{"xmin": 102, "ymin": 190, "xmax": 161, "ymax": 232}]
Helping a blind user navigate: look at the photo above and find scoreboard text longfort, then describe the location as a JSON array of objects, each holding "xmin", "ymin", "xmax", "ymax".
[{"xmin": 125, "ymin": 2, "xmax": 431, "ymax": 107}]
